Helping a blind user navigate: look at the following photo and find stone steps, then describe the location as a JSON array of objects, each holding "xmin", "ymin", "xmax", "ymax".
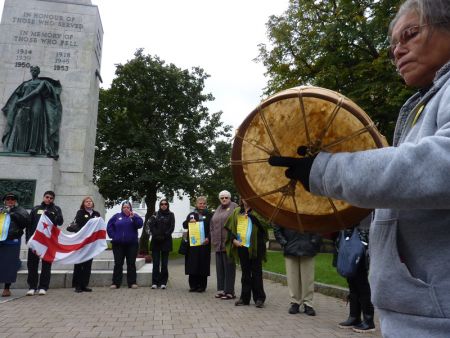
[{"xmin": 16, "ymin": 248, "xmax": 152, "ymax": 288}]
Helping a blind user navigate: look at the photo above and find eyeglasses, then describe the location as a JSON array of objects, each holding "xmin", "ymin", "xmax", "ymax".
[
  {"xmin": 388, "ymin": 22, "xmax": 448, "ymax": 60},
  {"xmin": 160, "ymin": 203, "xmax": 168, "ymax": 206},
  {"xmin": 220, "ymin": 197, "xmax": 229, "ymax": 200}
]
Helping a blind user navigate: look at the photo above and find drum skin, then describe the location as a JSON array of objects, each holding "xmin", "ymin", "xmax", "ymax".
[{"xmin": 231, "ymin": 86, "xmax": 388, "ymax": 233}]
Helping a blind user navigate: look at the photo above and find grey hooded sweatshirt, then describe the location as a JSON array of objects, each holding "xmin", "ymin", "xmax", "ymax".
[{"xmin": 310, "ymin": 61, "xmax": 450, "ymax": 337}]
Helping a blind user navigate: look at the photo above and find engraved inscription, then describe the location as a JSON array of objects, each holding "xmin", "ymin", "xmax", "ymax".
[{"xmin": 9, "ymin": 11, "xmax": 84, "ymax": 71}]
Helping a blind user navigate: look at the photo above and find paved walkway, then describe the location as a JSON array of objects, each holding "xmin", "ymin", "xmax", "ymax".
[{"xmin": 0, "ymin": 258, "xmax": 381, "ymax": 338}]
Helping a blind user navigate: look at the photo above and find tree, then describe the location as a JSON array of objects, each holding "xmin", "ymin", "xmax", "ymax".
[
  {"xmin": 195, "ymin": 140, "xmax": 239, "ymax": 209},
  {"xmin": 94, "ymin": 49, "xmax": 232, "ymax": 255},
  {"xmin": 257, "ymin": 0, "xmax": 414, "ymax": 141}
]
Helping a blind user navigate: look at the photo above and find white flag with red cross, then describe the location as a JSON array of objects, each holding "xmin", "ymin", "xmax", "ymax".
[{"xmin": 27, "ymin": 214, "xmax": 107, "ymax": 264}]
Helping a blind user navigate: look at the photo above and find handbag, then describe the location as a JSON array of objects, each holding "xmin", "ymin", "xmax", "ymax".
[
  {"xmin": 336, "ymin": 229, "xmax": 365, "ymax": 278},
  {"xmin": 66, "ymin": 219, "xmax": 80, "ymax": 233},
  {"xmin": 178, "ymin": 239, "xmax": 188, "ymax": 255}
]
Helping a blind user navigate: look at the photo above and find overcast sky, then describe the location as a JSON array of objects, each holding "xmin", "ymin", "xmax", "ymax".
[
  {"xmin": 89, "ymin": 0, "xmax": 289, "ymax": 131},
  {"xmin": 0, "ymin": 0, "xmax": 289, "ymax": 130}
]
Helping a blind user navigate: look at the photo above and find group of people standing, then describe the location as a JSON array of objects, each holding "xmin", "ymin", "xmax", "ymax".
[
  {"xmin": 0, "ymin": 191, "xmax": 102, "ymax": 297},
  {"xmin": 181, "ymin": 192, "xmax": 269, "ymax": 308}
]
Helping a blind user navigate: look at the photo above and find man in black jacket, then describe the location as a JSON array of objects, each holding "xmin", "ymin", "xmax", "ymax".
[
  {"xmin": 26, "ymin": 190, "xmax": 64, "ymax": 296},
  {"xmin": 273, "ymin": 224, "xmax": 321, "ymax": 316}
]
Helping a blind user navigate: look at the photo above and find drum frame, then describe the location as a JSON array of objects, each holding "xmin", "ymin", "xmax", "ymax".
[{"xmin": 231, "ymin": 87, "xmax": 387, "ymax": 233}]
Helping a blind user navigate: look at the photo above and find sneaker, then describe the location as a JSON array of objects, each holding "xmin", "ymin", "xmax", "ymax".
[
  {"xmin": 26, "ymin": 289, "xmax": 35, "ymax": 296},
  {"xmin": 130, "ymin": 284, "xmax": 138, "ymax": 289},
  {"xmin": 304, "ymin": 305, "xmax": 316, "ymax": 316},
  {"xmin": 151, "ymin": 284, "xmax": 157, "ymax": 289},
  {"xmin": 38, "ymin": 289, "xmax": 47, "ymax": 296},
  {"xmin": 160, "ymin": 285, "xmax": 166, "ymax": 289},
  {"xmin": 81, "ymin": 287, "xmax": 92, "ymax": 292},
  {"xmin": 110, "ymin": 285, "xmax": 118, "ymax": 289},
  {"xmin": 289, "ymin": 303, "xmax": 300, "ymax": 314},
  {"xmin": 2, "ymin": 289, "xmax": 11, "ymax": 297},
  {"xmin": 255, "ymin": 299, "xmax": 265, "ymax": 308}
]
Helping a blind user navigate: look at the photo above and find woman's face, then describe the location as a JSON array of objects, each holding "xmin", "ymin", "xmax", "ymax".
[
  {"xmin": 160, "ymin": 201, "xmax": 168, "ymax": 210},
  {"xmin": 196, "ymin": 199, "xmax": 207, "ymax": 211},
  {"xmin": 219, "ymin": 195, "xmax": 230, "ymax": 206},
  {"xmin": 83, "ymin": 198, "xmax": 93, "ymax": 209},
  {"xmin": 4, "ymin": 197, "xmax": 16, "ymax": 208},
  {"xmin": 122, "ymin": 204, "xmax": 131, "ymax": 215},
  {"xmin": 391, "ymin": 11, "xmax": 450, "ymax": 88}
]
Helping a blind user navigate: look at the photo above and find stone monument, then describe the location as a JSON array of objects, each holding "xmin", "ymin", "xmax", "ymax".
[{"xmin": 0, "ymin": 0, "xmax": 105, "ymax": 218}]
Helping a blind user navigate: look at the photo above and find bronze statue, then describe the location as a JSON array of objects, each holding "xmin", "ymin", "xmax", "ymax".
[{"xmin": 2, "ymin": 66, "xmax": 62, "ymax": 159}]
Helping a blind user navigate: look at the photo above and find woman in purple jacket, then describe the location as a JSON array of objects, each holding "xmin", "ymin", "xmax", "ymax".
[{"xmin": 107, "ymin": 201, "xmax": 143, "ymax": 289}]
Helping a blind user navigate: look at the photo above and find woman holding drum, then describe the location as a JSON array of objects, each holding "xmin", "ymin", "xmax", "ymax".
[{"xmin": 268, "ymin": 0, "xmax": 450, "ymax": 335}]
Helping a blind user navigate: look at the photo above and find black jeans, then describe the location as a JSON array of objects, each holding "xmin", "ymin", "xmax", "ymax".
[
  {"xmin": 152, "ymin": 250, "xmax": 169, "ymax": 286},
  {"xmin": 27, "ymin": 249, "xmax": 52, "ymax": 290},
  {"xmin": 238, "ymin": 247, "xmax": 266, "ymax": 304},
  {"xmin": 188, "ymin": 274, "xmax": 208, "ymax": 291},
  {"xmin": 112, "ymin": 242, "xmax": 138, "ymax": 287},
  {"xmin": 347, "ymin": 255, "xmax": 374, "ymax": 316},
  {"xmin": 72, "ymin": 259, "xmax": 93, "ymax": 289}
]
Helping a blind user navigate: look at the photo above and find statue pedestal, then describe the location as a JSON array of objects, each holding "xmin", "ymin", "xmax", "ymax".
[
  {"xmin": 0, "ymin": 0, "xmax": 105, "ymax": 217},
  {"xmin": 0, "ymin": 154, "xmax": 104, "ymax": 218}
]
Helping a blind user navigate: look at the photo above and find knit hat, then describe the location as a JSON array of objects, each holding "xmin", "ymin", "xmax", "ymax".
[{"xmin": 3, "ymin": 192, "xmax": 18, "ymax": 201}]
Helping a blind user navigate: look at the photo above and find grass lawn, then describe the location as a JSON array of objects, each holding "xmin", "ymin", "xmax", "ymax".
[
  {"xmin": 264, "ymin": 250, "xmax": 347, "ymax": 288},
  {"xmin": 170, "ymin": 237, "xmax": 183, "ymax": 259},
  {"xmin": 170, "ymin": 238, "xmax": 347, "ymax": 288}
]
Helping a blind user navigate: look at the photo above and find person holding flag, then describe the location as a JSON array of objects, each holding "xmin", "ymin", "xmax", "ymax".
[
  {"xmin": 0, "ymin": 192, "xmax": 29, "ymax": 297},
  {"xmin": 26, "ymin": 190, "xmax": 63, "ymax": 296},
  {"xmin": 182, "ymin": 196, "xmax": 212, "ymax": 293},
  {"xmin": 27, "ymin": 205, "xmax": 107, "ymax": 279},
  {"xmin": 225, "ymin": 199, "xmax": 268, "ymax": 308},
  {"xmin": 71, "ymin": 196, "xmax": 101, "ymax": 293}
]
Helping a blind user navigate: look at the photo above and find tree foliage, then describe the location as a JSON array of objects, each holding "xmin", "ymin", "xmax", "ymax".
[
  {"xmin": 196, "ymin": 140, "xmax": 239, "ymax": 209},
  {"xmin": 94, "ymin": 49, "xmax": 232, "ymax": 253},
  {"xmin": 257, "ymin": 0, "xmax": 415, "ymax": 141}
]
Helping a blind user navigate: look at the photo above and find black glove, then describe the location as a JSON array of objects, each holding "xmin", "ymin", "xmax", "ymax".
[
  {"xmin": 44, "ymin": 210, "xmax": 57, "ymax": 225},
  {"xmin": 269, "ymin": 152, "xmax": 317, "ymax": 191}
]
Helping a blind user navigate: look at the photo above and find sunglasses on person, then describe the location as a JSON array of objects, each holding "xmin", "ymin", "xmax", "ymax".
[
  {"xmin": 220, "ymin": 196, "xmax": 229, "ymax": 200},
  {"xmin": 160, "ymin": 203, "xmax": 168, "ymax": 206},
  {"xmin": 5, "ymin": 197, "xmax": 16, "ymax": 201}
]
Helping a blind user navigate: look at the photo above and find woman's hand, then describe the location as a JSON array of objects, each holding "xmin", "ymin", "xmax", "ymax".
[
  {"xmin": 233, "ymin": 239, "xmax": 242, "ymax": 247},
  {"xmin": 203, "ymin": 238, "xmax": 209, "ymax": 245},
  {"xmin": 129, "ymin": 211, "xmax": 134, "ymax": 218}
]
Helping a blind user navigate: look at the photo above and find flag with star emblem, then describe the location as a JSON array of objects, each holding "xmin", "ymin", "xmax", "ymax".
[{"xmin": 27, "ymin": 214, "xmax": 107, "ymax": 264}]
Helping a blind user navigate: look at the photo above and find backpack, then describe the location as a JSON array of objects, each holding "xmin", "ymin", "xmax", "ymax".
[{"xmin": 336, "ymin": 228, "xmax": 365, "ymax": 278}]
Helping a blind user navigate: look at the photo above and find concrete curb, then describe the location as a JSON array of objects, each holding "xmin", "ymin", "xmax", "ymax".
[{"xmin": 262, "ymin": 270, "xmax": 349, "ymax": 300}]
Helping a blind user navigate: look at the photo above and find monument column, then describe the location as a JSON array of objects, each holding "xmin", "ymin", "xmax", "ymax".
[{"xmin": 0, "ymin": 0, "xmax": 105, "ymax": 217}]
